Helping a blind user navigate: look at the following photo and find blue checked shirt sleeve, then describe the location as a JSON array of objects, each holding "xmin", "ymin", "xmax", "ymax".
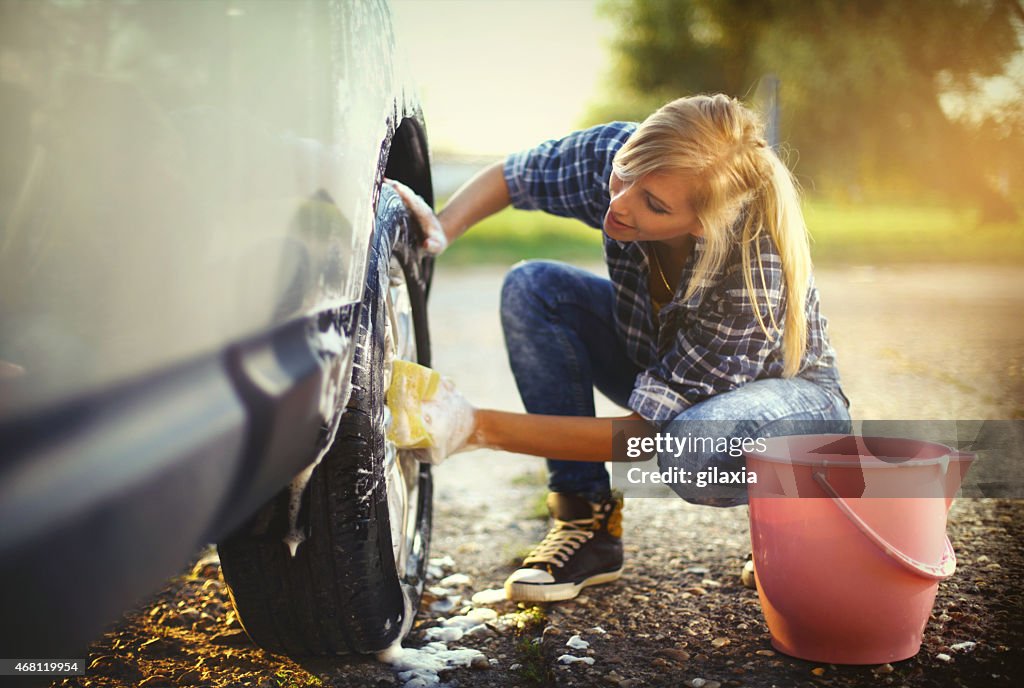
[
  {"xmin": 628, "ymin": 243, "xmax": 787, "ymax": 426},
  {"xmin": 503, "ymin": 122, "xmax": 636, "ymax": 229}
]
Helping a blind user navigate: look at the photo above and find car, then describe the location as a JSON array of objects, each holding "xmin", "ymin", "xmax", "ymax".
[{"xmin": 0, "ymin": 0, "xmax": 435, "ymax": 661}]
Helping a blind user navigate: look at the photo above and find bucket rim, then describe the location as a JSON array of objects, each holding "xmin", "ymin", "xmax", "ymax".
[{"xmin": 745, "ymin": 433, "xmax": 973, "ymax": 468}]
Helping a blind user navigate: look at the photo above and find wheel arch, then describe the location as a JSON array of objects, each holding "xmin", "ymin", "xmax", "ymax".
[{"xmin": 383, "ymin": 114, "xmax": 434, "ymax": 210}]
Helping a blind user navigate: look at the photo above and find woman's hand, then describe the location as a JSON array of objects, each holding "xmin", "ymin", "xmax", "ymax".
[
  {"xmin": 384, "ymin": 178, "xmax": 449, "ymax": 255},
  {"xmin": 416, "ymin": 377, "xmax": 477, "ymax": 464}
]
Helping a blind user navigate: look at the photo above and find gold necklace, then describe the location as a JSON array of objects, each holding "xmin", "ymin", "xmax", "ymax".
[{"xmin": 649, "ymin": 244, "xmax": 673, "ymax": 297}]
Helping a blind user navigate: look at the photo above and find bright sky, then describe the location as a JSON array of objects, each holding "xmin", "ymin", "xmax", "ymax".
[{"xmin": 391, "ymin": 0, "xmax": 616, "ymax": 156}]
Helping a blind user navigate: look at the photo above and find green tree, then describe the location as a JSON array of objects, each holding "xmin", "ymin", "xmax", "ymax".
[{"xmin": 593, "ymin": 0, "xmax": 1023, "ymax": 219}]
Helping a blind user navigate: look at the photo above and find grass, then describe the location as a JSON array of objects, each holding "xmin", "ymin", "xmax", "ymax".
[
  {"xmin": 803, "ymin": 201, "xmax": 1024, "ymax": 265},
  {"xmin": 511, "ymin": 469, "xmax": 551, "ymax": 488},
  {"xmin": 272, "ymin": 668, "xmax": 322, "ymax": 688},
  {"xmin": 524, "ymin": 491, "xmax": 550, "ymax": 521},
  {"xmin": 512, "ymin": 606, "xmax": 552, "ymax": 686},
  {"xmin": 438, "ymin": 205, "xmax": 603, "ymax": 266},
  {"xmin": 514, "ymin": 635, "xmax": 551, "ymax": 686},
  {"xmin": 435, "ymin": 199, "xmax": 1024, "ymax": 267}
]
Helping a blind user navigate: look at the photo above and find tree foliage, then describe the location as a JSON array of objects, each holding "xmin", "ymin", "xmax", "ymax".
[{"xmin": 594, "ymin": 0, "xmax": 1024, "ymax": 218}]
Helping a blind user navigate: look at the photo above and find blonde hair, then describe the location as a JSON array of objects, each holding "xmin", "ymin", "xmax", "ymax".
[{"xmin": 612, "ymin": 94, "xmax": 811, "ymax": 377}]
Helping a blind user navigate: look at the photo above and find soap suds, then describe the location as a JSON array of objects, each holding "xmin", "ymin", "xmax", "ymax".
[
  {"xmin": 566, "ymin": 634, "xmax": 590, "ymax": 650},
  {"xmin": 557, "ymin": 654, "xmax": 595, "ymax": 666}
]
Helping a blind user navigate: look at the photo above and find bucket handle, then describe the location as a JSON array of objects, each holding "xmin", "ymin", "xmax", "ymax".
[{"xmin": 813, "ymin": 471, "xmax": 956, "ymax": 580}]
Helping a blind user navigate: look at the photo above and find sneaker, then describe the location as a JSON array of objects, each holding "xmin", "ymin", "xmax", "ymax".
[{"xmin": 504, "ymin": 491, "xmax": 624, "ymax": 602}]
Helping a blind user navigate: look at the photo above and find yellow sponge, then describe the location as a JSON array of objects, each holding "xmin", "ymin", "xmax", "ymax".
[{"xmin": 386, "ymin": 359, "xmax": 441, "ymax": 448}]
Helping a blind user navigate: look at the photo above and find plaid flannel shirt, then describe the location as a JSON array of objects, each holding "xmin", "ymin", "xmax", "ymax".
[{"xmin": 503, "ymin": 121, "xmax": 847, "ymax": 426}]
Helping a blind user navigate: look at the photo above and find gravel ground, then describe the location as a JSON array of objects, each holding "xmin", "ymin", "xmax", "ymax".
[{"xmin": 53, "ymin": 263, "xmax": 1024, "ymax": 688}]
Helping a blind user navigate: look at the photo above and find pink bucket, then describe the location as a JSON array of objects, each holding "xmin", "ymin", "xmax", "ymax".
[{"xmin": 745, "ymin": 434, "xmax": 974, "ymax": 664}]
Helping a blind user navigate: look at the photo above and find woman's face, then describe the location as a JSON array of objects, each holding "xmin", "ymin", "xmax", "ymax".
[{"xmin": 603, "ymin": 169, "xmax": 703, "ymax": 246}]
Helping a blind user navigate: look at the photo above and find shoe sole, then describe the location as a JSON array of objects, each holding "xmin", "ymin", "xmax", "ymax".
[{"xmin": 504, "ymin": 567, "xmax": 624, "ymax": 603}]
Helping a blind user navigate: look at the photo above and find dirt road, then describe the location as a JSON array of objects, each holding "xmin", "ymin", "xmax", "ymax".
[{"xmin": 55, "ymin": 263, "xmax": 1024, "ymax": 688}]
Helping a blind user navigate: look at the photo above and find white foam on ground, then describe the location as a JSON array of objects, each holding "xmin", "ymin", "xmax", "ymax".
[
  {"xmin": 429, "ymin": 597, "xmax": 459, "ymax": 614},
  {"xmin": 429, "ymin": 555, "xmax": 456, "ymax": 570},
  {"xmin": 441, "ymin": 612, "xmax": 491, "ymax": 630},
  {"xmin": 439, "ymin": 572, "xmax": 472, "ymax": 587},
  {"xmin": 557, "ymin": 654, "xmax": 595, "ymax": 665},
  {"xmin": 466, "ymin": 607, "xmax": 498, "ymax": 622},
  {"xmin": 566, "ymin": 634, "xmax": 589, "ymax": 650},
  {"xmin": 423, "ymin": 626, "xmax": 464, "ymax": 643},
  {"xmin": 470, "ymin": 587, "xmax": 507, "ymax": 605},
  {"xmin": 378, "ymin": 640, "xmax": 486, "ymax": 688}
]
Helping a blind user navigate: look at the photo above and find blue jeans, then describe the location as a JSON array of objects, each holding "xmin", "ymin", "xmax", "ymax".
[{"xmin": 500, "ymin": 260, "xmax": 851, "ymax": 506}]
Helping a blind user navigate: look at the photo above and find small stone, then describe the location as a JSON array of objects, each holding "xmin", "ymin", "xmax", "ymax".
[
  {"xmin": 654, "ymin": 648, "xmax": 691, "ymax": 663},
  {"xmin": 685, "ymin": 566, "xmax": 710, "ymax": 575},
  {"xmin": 936, "ymin": 653, "xmax": 953, "ymax": 663},
  {"xmin": 950, "ymin": 641, "xmax": 977, "ymax": 653},
  {"xmin": 138, "ymin": 677, "xmax": 171, "ymax": 688},
  {"xmin": 652, "ymin": 658, "xmax": 670, "ymax": 668},
  {"xmin": 740, "ymin": 562, "xmax": 757, "ymax": 589},
  {"xmin": 509, "ymin": 663, "xmax": 522, "ymax": 670},
  {"xmin": 874, "ymin": 663, "xmax": 894, "ymax": 674},
  {"xmin": 176, "ymin": 669, "xmax": 202, "ymax": 686},
  {"xmin": 755, "ymin": 650, "xmax": 775, "ymax": 657},
  {"xmin": 687, "ymin": 587, "xmax": 708, "ymax": 596},
  {"xmin": 604, "ymin": 670, "xmax": 624, "ymax": 685},
  {"xmin": 712, "ymin": 637, "xmax": 731, "ymax": 649},
  {"xmin": 689, "ymin": 679, "xmax": 707, "ymax": 688},
  {"xmin": 811, "ymin": 667, "xmax": 826, "ymax": 676},
  {"xmin": 470, "ymin": 655, "xmax": 491, "ymax": 670},
  {"xmin": 701, "ymin": 579, "xmax": 722, "ymax": 588},
  {"xmin": 736, "ymin": 623, "xmax": 749, "ymax": 631}
]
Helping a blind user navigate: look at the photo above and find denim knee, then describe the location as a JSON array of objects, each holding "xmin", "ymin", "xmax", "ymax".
[
  {"xmin": 500, "ymin": 260, "xmax": 559, "ymax": 333},
  {"xmin": 652, "ymin": 379, "xmax": 852, "ymax": 508},
  {"xmin": 656, "ymin": 418, "xmax": 754, "ymax": 508}
]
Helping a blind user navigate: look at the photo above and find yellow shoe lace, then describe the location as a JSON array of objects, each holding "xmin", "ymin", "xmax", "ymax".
[{"xmin": 522, "ymin": 518, "xmax": 595, "ymax": 568}]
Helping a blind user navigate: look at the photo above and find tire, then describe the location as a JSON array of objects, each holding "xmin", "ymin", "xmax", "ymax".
[{"xmin": 218, "ymin": 185, "xmax": 433, "ymax": 656}]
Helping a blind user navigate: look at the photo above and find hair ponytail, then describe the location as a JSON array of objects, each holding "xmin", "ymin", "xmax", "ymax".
[{"xmin": 742, "ymin": 148, "xmax": 811, "ymax": 377}]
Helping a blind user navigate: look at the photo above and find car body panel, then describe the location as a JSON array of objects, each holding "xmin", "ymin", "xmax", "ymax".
[{"xmin": 0, "ymin": 0, "xmax": 429, "ymax": 411}]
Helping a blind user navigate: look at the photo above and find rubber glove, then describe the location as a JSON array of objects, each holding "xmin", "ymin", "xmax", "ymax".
[
  {"xmin": 413, "ymin": 377, "xmax": 477, "ymax": 465},
  {"xmin": 384, "ymin": 178, "xmax": 448, "ymax": 256}
]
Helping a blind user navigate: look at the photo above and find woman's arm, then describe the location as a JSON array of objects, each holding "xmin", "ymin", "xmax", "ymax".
[
  {"xmin": 387, "ymin": 161, "xmax": 509, "ymax": 253},
  {"xmin": 437, "ymin": 160, "xmax": 510, "ymax": 243},
  {"xmin": 471, "ymin": 409, "xmax": 652, "ymax": 462}
]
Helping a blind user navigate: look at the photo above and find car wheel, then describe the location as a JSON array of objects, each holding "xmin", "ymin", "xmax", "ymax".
[{"xmin": 218, "ymin": 184, "xmax": 433, "ymax": 655}]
